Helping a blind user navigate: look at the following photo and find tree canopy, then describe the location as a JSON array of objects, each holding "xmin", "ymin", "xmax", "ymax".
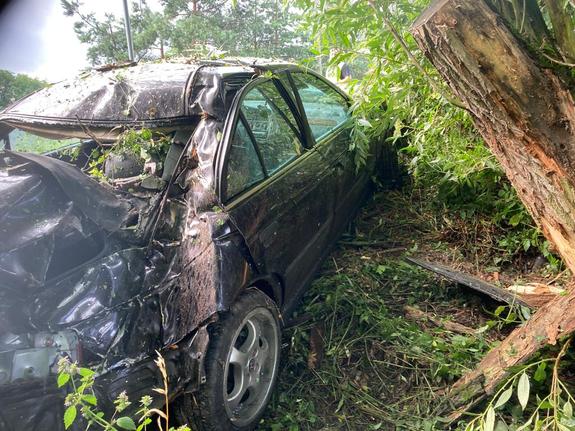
[
  {"xmin": 0, "ymin": 70, "xmax": 46, "ymax": 109},
  {"xmin": 60, "ymin": 0, "xmax": 309, "ymax": 65}
]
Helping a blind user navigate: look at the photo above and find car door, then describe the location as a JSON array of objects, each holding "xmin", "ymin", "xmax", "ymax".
[
  {"xmin": 218, "ymin": 77, "xmax": 335, "ymax": 310},
  {"xmin": 287, "ymin": 71, "xmax": 371, "ymax": 234}
]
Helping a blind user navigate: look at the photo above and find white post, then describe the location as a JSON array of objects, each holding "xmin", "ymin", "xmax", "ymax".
[{"xmin": 122, "ymin": 0, "xmax": 134, "ymax": 61}]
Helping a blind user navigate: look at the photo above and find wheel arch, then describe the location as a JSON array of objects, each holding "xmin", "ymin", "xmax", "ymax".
[{"xmin": 248, "ymin": 274, "xmax": 284, "ymax": 309}]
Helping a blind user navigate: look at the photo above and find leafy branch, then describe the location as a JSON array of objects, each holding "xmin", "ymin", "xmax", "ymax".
[{"xmin": 57, "ymin": 352, "xmax": 190, "ymax": 431}]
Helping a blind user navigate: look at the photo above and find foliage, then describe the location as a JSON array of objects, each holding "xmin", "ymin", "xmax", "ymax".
[
  {"xmin": 57, "ymin": 352, "xmax": 189, "ymax": 431},
  {"xmin": 259, "ymin": 188, "xmax": 505, "ymax": 430},
  {"xmin": 262, "ymin": 254, "xmax": 492, "ymax": 430},
  {"xmin": 293, "ymin": 0, "xmax": 569, "ymax": 264},
  {"xmin": 115, "ymin": 128, "xmax": 171, "ymax": 160},
  {"xmin": 461, "ymin": 339, "xmax": 575, "ymax": 431},
  {"xmin": 61, "ymin": 0, "xmax": 171, "ymax": 64},
  {"xmin": 61, "ymin": 0, "xmax": 309, "ymax": 65},
  {"xmin": 87, "ymin": 128, "xmax": 171, "ymax": 179},
  {"xmin": 0, "ymin": 69, "xmax": 46, "ymax": 109}
]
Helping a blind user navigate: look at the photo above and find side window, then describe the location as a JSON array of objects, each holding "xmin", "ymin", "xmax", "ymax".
[
  {"xmin": 291, "ymin": 73, "xmax": 350, "ymax": 141},
  {"xmin": 225, "ymin": 119, "xmax": 266, "ymax": 199},
  {"xmin": 240, "ymin": 81, "xmax": 303, "ymax": 175}
]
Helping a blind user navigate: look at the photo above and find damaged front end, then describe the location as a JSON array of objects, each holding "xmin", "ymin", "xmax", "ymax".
[
  {"xmin": 0, "ymin": 62, "xmax": 258, "ymax": 430},
  {"xmin": 0, "ymin": 128, "xmax": 210, "ymax": 430}
]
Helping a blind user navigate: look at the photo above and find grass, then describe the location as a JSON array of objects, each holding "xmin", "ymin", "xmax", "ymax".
[{"xmin": 260, "ymin": 186, "xmax": 568, "ymax": 431}]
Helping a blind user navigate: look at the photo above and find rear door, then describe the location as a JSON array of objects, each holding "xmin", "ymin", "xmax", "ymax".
[
  {"xmin": 287, "ymin": 71, "xmax": 372, "ymax": 233},
  {"xmin": 218, "ymin": 77, "xmax": 334, "ymax": 308}
]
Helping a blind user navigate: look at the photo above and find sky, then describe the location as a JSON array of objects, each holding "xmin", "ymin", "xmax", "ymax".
[{"xmin": 0, "ymin": 0, "xmax": 160, "ymax": 82}]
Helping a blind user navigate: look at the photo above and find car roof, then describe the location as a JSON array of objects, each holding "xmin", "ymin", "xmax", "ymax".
[{"xmin": 0, "ymin": 59, "xmax": 298, "ymax": 140}]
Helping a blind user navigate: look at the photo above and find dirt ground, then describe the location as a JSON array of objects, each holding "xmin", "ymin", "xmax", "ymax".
[{"xmin": 260, "ymin": 187, "xmax": 570, "ymax": 431}]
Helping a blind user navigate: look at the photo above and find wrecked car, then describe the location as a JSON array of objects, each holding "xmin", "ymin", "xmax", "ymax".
[{"xmin": 0, "ymin": 60, "xmax": 386, "ymax": 431}]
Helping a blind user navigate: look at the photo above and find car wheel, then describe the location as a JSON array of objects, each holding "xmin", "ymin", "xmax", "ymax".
[
  {"xmin": 377, "ymin": 139, "xmax": 402, "ymax": 190},
  {"xmin": 175, "ymin": 289, "xmax": 281, "ymax": 431}
]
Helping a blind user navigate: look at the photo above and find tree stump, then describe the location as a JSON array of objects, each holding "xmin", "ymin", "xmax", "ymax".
[{"xmin": 411, "ymin": 0, "xmax": 575, "ymax": 415}]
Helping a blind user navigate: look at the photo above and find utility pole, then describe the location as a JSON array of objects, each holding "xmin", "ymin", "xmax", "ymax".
[{"xmin": 122, "ymin": 0, "xmax": 135, "ymax": 61}]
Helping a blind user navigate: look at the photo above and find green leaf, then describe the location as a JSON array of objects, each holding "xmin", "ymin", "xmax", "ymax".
[
  {"xmin": 78, "ymin": 368, "xmax": 95, "ymax": 378},
  {"xmin": 495, "ymin": 419, "xmax": 509, "ymax": 431},
  {"xmin": 494, "ymin": 387, "xmax": 513, "ymax": 409},
  {"xmin": 484, "ymin": 406, "xmax": 496, "ymax": 431},
  {"xmin": 564, "ymin": 401, "xmax": 573, "ymax": 419},
  {"xmin": 509, "ymin": 213, "xmax": 523, "ymax": 227},
  {"xmin": 116, "ymin": 416, "xmax": 137, "ymax": 430},
  {"xmin": 494, "ymin": 306, "xmax": 506, "ymax": 317},
  {"xmin": 533, "ymin": 363, "xmax": 547, "ymax": 382},
  {"xmin": 136, "ymin": 418, "xmax": 152, "ymax": 431},
  {"xmin": 57, "ymin": 373, "xmax": 70, "ymax": 388},
  {"xmin": 82, "ymin": 394, "xmax": 98, "ymax": 406},
  {"xmin": 517, "ymin": 372, "xmax": 530, "ymax": 410},
  {"xmin": 64, "ymin": 406, "xmax": 77, "ymax": 429}
]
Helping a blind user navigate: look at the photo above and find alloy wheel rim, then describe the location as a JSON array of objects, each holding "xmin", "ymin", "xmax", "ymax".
[{"xmin": 223, "ymin": 307, "xmax": 279, "ymax": 427}]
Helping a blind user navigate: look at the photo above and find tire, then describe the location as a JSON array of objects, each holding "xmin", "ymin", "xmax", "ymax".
[
  {"xmin": 376, "ymin": 138, "xmax": 402, "ymax": 190},
  {"xmin": 175, "ymin": 289, "xmax": 281, "ymax": 431}
]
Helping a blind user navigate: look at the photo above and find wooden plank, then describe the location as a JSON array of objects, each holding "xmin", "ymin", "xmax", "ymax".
[{"xmin": 405, "ymin": 257, "xmax": 533, "ymax": 308}]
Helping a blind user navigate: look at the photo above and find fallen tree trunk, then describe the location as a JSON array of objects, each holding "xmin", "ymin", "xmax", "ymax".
[
  {"xmin": 446, "ymin": 280, "xmax": 575, "ymax": 418},
  {"xmin": 411, "ymin": 0, "xmax": 575, "ymax": 415}
]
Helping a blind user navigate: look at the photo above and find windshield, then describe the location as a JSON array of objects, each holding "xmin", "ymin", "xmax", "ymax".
[
  {"xmin": 0, "ymin": 127, "xmax": 194, "ymax": 192},
  {"xmin": 2, "ymin": 129, "xmax": 80, "ymax": 154}
]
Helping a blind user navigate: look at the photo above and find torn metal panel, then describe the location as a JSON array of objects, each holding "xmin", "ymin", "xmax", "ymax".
[
  {"xmin": 405, "ymin": 257, "xmax": 532, "ymax": 308},
  {"xmin": 12, "ymin": 152, "xmax": 133, "ymax": 232}
]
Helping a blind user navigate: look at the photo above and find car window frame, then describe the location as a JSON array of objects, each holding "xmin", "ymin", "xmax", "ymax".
[
  {"xmin": 284, "ymin": 69, "xmax": 353, "ymax": 147},
  {"xmin": 216, "ymin": 75, "xmax": 308, "ymax": 205}
]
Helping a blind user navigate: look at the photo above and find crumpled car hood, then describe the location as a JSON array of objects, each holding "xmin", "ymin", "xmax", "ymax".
[{"xmin": 0, "ymin": 151, "xmax": 134, "ymax": 333}]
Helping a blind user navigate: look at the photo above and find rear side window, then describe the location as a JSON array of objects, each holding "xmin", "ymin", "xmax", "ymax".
[
  {"xmin": 225, "ymin": 119, "xmax": 266, "ymax": 199},
  {"xmin": 291, "ymin": 73, "xmax": 350, "ymax": 141}
]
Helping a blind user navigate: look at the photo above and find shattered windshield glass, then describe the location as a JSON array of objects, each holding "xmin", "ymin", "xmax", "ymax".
[{"xmin": 3, "ymin": 129, "xmax": 80, "ymax": 154}]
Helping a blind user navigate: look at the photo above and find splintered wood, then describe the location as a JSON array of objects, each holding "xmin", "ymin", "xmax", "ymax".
[{"xmin": 411, "ymin": 0, "xmax": 575, "ymax": 418}]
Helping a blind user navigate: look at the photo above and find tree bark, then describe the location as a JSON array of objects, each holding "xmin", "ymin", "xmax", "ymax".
[
  {"xmin": 411, "ymin": 0, "xmax": 575, "ymax": 415},
  {"xmin": 542, "ymin": 0, "xmax": 575, "ymax": 62},
  {"xmin": 446, "ymin": 280, "xmax": 575, "ymax": 417}
]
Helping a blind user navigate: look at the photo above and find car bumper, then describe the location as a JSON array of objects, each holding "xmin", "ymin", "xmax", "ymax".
[
  {"xmin": 0, "ymin": 326, "xmax": 209, "ymax": 431},
  {"xmin": 0, "ymin": 379, "xmax": 74, "ymax": 431}
]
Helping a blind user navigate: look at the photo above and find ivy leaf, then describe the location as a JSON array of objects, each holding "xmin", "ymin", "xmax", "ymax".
[
  {"xmin": 64, "ymin": 406, "xmax": 77, "ymax": 430},
  {"xmin": 484, "ymin": 406, "xmax": 495, "ymax": 431},
  {"xmin": 517, "ymin": 372, "xmax": 530, "ymax": 410},
  {"xmin": 57, "ymin": 373, "xmax": 70, "ymax": 388},
  {"xmin": 494, "ymin": 387, "xmax": 513, "ymax": 409},
  {"xmin": 116, "ymin": 417, "xmax": 137, "ymax": 430}
]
